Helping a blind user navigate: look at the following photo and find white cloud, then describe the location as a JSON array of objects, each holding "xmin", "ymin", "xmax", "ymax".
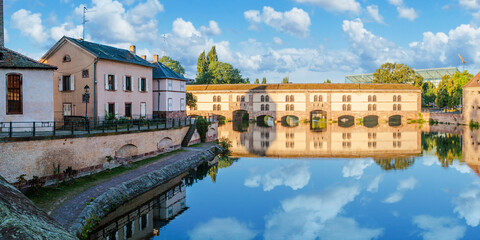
[
  {"xmin": 294, "ymin": 0, "xmax": 361, "ymax": 14},
  {"xmin": 244, "ymin": 162, "xmax": 310, "ymax": 191},
  {"xmin": 173, "ymin": 18, "xmax": 201, "ymax": 38},
  {"xmin": 454, "ymin": 183, "xmax": 480, "ymax": 227},
  {"xmin": 388, "ymin": 0, "xmax": 419, "ymax": 21},
  {"xmin": 383, "ymin": 177, "xmax": 418, "ymax": 203},
  {"xmin": 244, "ymin": 6, "xmax": 311, "ymax": 37},
  {"xmin": 50, "ymin": 23, "xmax": 84, "ymax": 41},
  {"xmin": 127, "ymin": 0, "xmax": 164, "ymax": 25},
  {"xmin": 459, "ymin": 0, "xmax": 480, "ymax": 10},
  {"xmin": 413, "ymin": 215, "xmax": 466, "ymax": 240},
  {"xmin": 273, "ymin": 37, "xmax": 283, "ymax": 45},
  {"xmin": 367, "ymin": 174, "xmax": 384, "ymax": 192},
  {"xmin": 188, "ymin": 218, "xmax": 257, "ymax": 240},
  {"xmin": 200, "ymin": 21, "xmax": 222, "ymax": 36},
  {"xmin": 366, "ymin": 5, "xmax": 384, "ymax": 24},
  {"xmin": 264, "ymin": 185, "xmax": 383, "ymax": 240},
  {"xmin": 11, "ymin": 9, "xmax": 49, "ymax": 44},
  {"xmin": 342, "ymin": 159, "xmax": 374, "ymax": 179}
]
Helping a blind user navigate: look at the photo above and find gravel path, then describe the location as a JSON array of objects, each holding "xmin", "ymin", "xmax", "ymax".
[{"xmin": 51, "ymin": 144, "xmax": 213, "ymax": 228}]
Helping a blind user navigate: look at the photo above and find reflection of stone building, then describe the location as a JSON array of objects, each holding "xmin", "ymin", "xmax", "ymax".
[
  {"xmin": 187, "ymin": 84, "xmax": 421, "ymax": 123},
  {"xmin": 464, "ymin": 128, "xmax": 480, "ymax": 175},
  {"xmin": 463, "ymin": 72, "xmax": 480, "ymax": 124},
  {"xmin": 90, "ymin": 174, "xmax": 187, "ymax": 240},
  {"xmin": 218, "ymin": 123, "xmax": 422, "ymax": 158}
]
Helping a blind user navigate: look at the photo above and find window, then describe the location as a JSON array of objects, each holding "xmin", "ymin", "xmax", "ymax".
[
  {"xmin": 141, "ymin": 215, "xmax": 147, "ymax": 230},
  {"xmin": 124, "ymin": 76, "xmax": 132, "ymax": 91},
  {"xmin": 82, "ymin": 69, "xmax": 89, "ymax": 78},
  {"xmin": 314, "ymin": 95, "xmax": 318, "ymax": 102},
  {"xmin": 290, "ymin": 104, "xmax": 294, "ymax": 111},
  {"xmin": 140, "ymin": 78, "xmax": 147, "ymax": 92},
  {"xmin": 368, "ymin": 95, "xmax": 372, "ymax": 102},
  {"xmin": 140, "ymin": 102, "xmax": 146, "ymax": 117},
  {"xmin": 290, "ymin": 95, "xmax": 294, "ymax": 102},
  {"xmin": 397, "ymin": 95, "xmax": 402, "ymax": 102},
  {"xmin": 63, "ymin": 55, "xmax": 71, "ymax": 62},
  {"xmin": 373, "ymin": 104, "xmax": 377, "ymax": 111},
  {"xmin": 107, "ymin": 74, "xmax": 115, "ymax": 91},
  {"xmin": 241, "ymin": 96, "xmax": 245, "ymax": 102},
  {"xmin": 286, "ymin": 104, "xmax": 290, "ymax": 111},
  {"xmin": 237, "ymin": 96, "xmax": 240, "ymax": 102},
  {"xmin": 261, "ymin": 95, "xmax": 265, "ymax": 102},
  {"xmin": 168, "ymin": 189, "xmax": 174, "ymax": 199},
  {"xmin": 393, "ymin": 95, "xmax": 397, "ymax": 102},
  {"xmin": 125, "ymin": 221, "xmax": 133, "ymax": 238},
  {"xmin": 125, "ymin": 103, "xmax": 132, "ymax": 118},
  {"xmin": 108, "ymin": 103, "xmax": 115, "ymax": 115},
  {"xmin": 63, "ymin": 103, "xmax": 72, "ymax": 116},
  {"xmin": 266, "ymin": 95, "xmax": 269, "ymax": 102},
  {"xmin": 7, "ymin": 74, "xmax": 22, "ymax": 114},
  {"xmin": 368, "ymin": 104, "xmax": 372, "ymax": 111},
  {"xmin": 213, "ymin": 104, "xmax": 217, "ymax": 111},
  {"xmin": 265, "ymin": 104, "xmax": 269, "ymax": 111},
  {"xmin": 217, "ymin": 104, "xmax": 221, "ymax": 111},
  {"xmin": 168, "ymin": 206, "xmax": 173, "ymax": 218},
  {"xmin": 319, "ymin": 95, "xmax": 323, "ymax": 102},
  {"xmin": 261, "ymin": 104, "xmax": 265, "ymax": 111},
  {"xmin": 347, "ymin": 95, "xmax": 351, "ymax": 102},
  {"xmin": 168, "ymin": 98, "xmax": 173, "ymax": 111},
  {"xmin": 168, "ymin": 79, "xmax": 172, "ymax": 91},
  {"xmin": 63, "ymin": 75, "xmax": 71, "ymax": 91},
  {"xmin": 342, "ymin": 104, "xmax": 346, "ymax": 111},
  {"xmin": 286, "ymin": 95, "xmax": 289, "ymax": 102},
  {"xmin": 393, "ymin": 104, "xmax": 397, "ymax": 111},
  {"xmin": 347, "ymin": 104, "xmax": 351, "ymax": 111},
  {"xmin": 217, "ymin": 96, "xmax": 221, "ymax": 102},
  {"xmin": 398, "ymin": 104, "xmax": 402, "ymax": 111},
  {"xmin": 213, "ymin": 96, "xmax": 217, "ymax": 102},
  {"xmin": 342, "ymin": 95, "xmax": 346, "ymax": 102},
  {"xmin": 180, "ymin": 98, "xmax": 185, "ymax": 111},
  {"xmin": 373, "ymin": 95, "xmax": 377, "ymax": 102},
  {"xmin": 180, "ymin": 81, "xmax": 185, "ymax": 91},
  {"xmin": 180, "ymin": 198, "xmax": 186, "ymax": 208}
]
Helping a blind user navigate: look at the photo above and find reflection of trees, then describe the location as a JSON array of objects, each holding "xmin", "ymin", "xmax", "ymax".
[
  {"xmin": 185, "ymin": 162, "xmax": 213, "ymax": 187},
  {"xmin": 208, "ymin": 157, "xmax": 239, "ymax": 182},
  {"xmin": 422, "ymin": 133, "xmax": 463, "ymax": 167},
  {"xmin": 374, "ymin": 157, "xmax": 415, "ymax": 171}
]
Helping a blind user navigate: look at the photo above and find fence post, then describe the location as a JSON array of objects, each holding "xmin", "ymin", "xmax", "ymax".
[
  {"xmin": 32, "ymin": 122, "xmax": 36, "ymax": 137},
  {"xmin": 53, "ymin": 122, "xmax": 56, "ymax": 136},
  {"xmin": 127, "ymin": 121, "xmax": 130, "ymax": 132},
  {"xmin": 87, "ymin": 120, "xmax": 90, "ymax": 134},
  {"xmin": 156, "ymin": 120, "xmax": 159, "ymax": 129},
  {"xmin": 102, "ymin": 121, "xmax": 105, "ymax": 133},
  {"xmin": 9, "ymin": 122, "xmax": 12, "ymax": 137},
  {"xmin": 71, "ymin": 122, "xmax": 75, "ymax": 135},
  {"xmin": 147, "ymin": 120, "xmax": 150, "ymax": 130},
  {"xmin": 115, "ymin": 122, "xmax": 118, "ymax": 133},
  {"xmin": 138, "ymin": 120, "xmax": 141, "ymax": 131}
]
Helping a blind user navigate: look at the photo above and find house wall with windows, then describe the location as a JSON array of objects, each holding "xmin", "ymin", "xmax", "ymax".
[
  {"xmin": 463, "ymin": 73, "xmax": 480, "ymax": 124},
  {"xmin": 0, "ymin": 69, "xmax": 54, "ymax": 123},
  {"xmin": 153, "ymin": 78, "xmax": 186, "ymax": 119}
]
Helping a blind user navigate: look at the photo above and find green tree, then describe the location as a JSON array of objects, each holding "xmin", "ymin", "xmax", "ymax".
[
  {"xmin": 374, "ymin": 157, "xmax": 415, "ymax": 171},
  {"xmin": 282, "ymin": 77, "xmax": 289, "ymax": 84},
  {"xmin": 208, "ymin": 61, "xmax": 245, "ymax": 84},
  {"xmin": 186, "ymin": 92, "xmax": 197, "ymax": 109},
  {"xmin": 197, "ymin": 51, "xmax": 208, "ymax": 78},
  {"xmin": 373, "ymin": 62, "xmax": 423, "ymax": 89},
  {"xmin": 421, "ymin": 81, "xmax": 436, "ymax": 107},
  {"xmin": 196, "ymin": 70, "xmax": 213, "ymax": 84},
  {"xmin": 262, "ymin": 77, "xmax": 267, "ymax": 84},
  {"xmin": 254, "ymin": 78, "xmax": 260, "ymax": 84},
  {"xmin": 245, "ymin": 77, "xmax": 250, "ymax": 84},
  {"xmin": 207, "ymin": 46, "xmax": 218, "ymax": 63},
  {"xmin": 160, "ymin": 56, "xmax": 185, "ymax": 76},
  {"xmin": 324, "ymin": 79, "xmax": 331, "ymax": 83},
  {"xmin": 435, "ymin": 71, "xmax": 473, "ymax": 108}
]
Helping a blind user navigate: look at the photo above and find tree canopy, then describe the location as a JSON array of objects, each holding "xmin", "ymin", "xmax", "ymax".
[
  {"xmin": 254, "ymin": 78, "xmax": 259, "ymax": 84},
  {"xmin": 195, "ymin": 46, "xmax": 246, "ymax": 84},
  {"xmin": 282, "ymin": 77, "xmax": 289, "ymax": 84},
  {"xmin": 160, "ymin": 56, "xmax": 185, "ymax": 76},
  {"xmin": 186, "ymin": 92, "xmax": 197, "ymax": 109},
  {"xmin": 262, "ymin": 77, "xmax": 267, "ymax": 84},
  {"xmin": 421, "ymin": 81, "xmax": 436, "ymax": 106},
  {"xmin": 435, "ymin": 70, "xmax": 472, "ymax": 108},
  {"xmin": 373, "ymin": 62, "xmax": 423, "ymax": 89}
]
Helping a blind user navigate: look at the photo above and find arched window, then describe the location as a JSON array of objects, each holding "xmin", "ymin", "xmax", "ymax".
[
  {"xmin": 342, "ymin": 95, "xmax": 346, "ymax": 102},
  {"xmin": 368, "ymin": 95, "xmax": 372, "ymax": 102},
  {"xmin": 368, "ymin": 104, "xmax": 372, "ymax": 111},
  {"xmin": 218, "ymin": 96, "xmax": 221, "ymax": 102},
  {"xmin": 397, "ymin": 95, "xmax": 402, "ymax": 102},
  {"xmin": 261, "ymin": 95, "xmax": 265, "ymax": 102},
  {"xmin": 6, "ymin": 73, "xmax": 22, "ymax": 114},
  {"xmin": 347, "ymin": 95, "xmax": 351, "ymax": 102},
  {"xmin": 237, "ymin": 96, "xmax": 240, "ymax": 102},
  {"xmin": 241, "ymin": 96, "xmax": 245, "ymax": 102},
  {"xmin": 347, "ymin": 104, "xmax": 351, "ymax": 111},
  {"xmin": 290, "ymin": 95, "xmax": 295, "ymax": 102},
  {"xmin": 373, "ymin": 104, "xmax": 377, "ymax": 111},
  {"xmin": 213, "ymin": 104, "xmax": 217, "ymax": 111},
  {"xmin": 265, "ymin": 95, "xmax": 269, "ymax": 102},
  {"xmin": 261, "ymin": 104, "xmax": 265, "ymax": 111},
  {"xmin": 217, "ymin": 104, "xmax": 221, "ymax": 111},
  {"xmin": 314, "ymin": 95, "xmax": 318, "ymax": 102},
  {"xmin": 342, "ymin": 104, "xmax": 346, "ymax": 111},
  {"xmin": 373, "ymin": 95, "xmax": 377, "ymax": 102},
  {"xmin": 398, "ymin": 104, "xmax": 401, "ymax": 111},
  {"xmin": 393, "ymin": 104, "xmax": 397, "ymax": 111},
  {"xmin": 393, "ymin": 95, "xmax": 397, "ymax": 102},
  {"xmin": 265, "ymin": 104, "xmax": 270, "ymax": 111},
  {"xmin": 286, "ymin": 104, "xmax": 290, "ymax": 111},
  {"xmin": 285, "ymin": 95, "xmax": 289, "ymax": 102},
  {"xmin": 290, "ymin": 104, "xmax": 295, "ymax": 111},
  {"xmin": 213, "ymin": 96, "xmax": 216, "ymax": 102},
  {"xmin": 319, "ymin": 95, "xmax": 323, "ymax": 102}
]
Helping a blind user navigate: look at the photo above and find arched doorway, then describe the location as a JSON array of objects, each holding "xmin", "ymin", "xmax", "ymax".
[
  {"xmin": 338, "ymin": 115, "xmax": 355, "ymax": 128},
  {"xmin": 389, "ymin": 115, "xmax": 402, "ymax": 127},
  {"xmin": 311, "ymin": 110, "xmax": 327, "ymax": 131}
]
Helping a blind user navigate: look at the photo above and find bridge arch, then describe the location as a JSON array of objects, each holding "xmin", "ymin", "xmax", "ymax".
[
  {"xmin": 310, "ymin": 110, "xmax": 327, "ymax": 131},
  {"xmin": 256, "ymin": 115, "xmax": 274, "ymax": 127},
  {"xmin": 389, "ymin": 115, "xmax": 402, "ymax": 127},
  {"xmin": 281, "ymin": 115, "xmax": 299, "ymax": 127},
  {"xmin": 338, "ymin": 115, "xmax": 355, "ymax": 128},
  {"xmin": 363, "ymin": 115, "xmax": 379, "ymax": 128}
]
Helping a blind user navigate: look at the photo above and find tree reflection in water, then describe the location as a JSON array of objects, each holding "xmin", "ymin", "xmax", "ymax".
[
  {"xmin": 374, "ymin": 157, "xmax": 416, "ymax": 171},
  {"xmin": 422, "ymin": 133, "xmax": 463, "ymax": 167},
  {"xmin": 208, "ymin": 157, "xmax": 239, "ymax": 183}
]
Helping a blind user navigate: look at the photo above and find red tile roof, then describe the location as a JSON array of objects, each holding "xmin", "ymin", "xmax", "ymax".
[
  {"xmin": 463, "ymin": 72, "xmax": 480, "ymax": 88},
  {"xmin": 186, "ymin": 83, "xmax": 420, "ymax": 91}
]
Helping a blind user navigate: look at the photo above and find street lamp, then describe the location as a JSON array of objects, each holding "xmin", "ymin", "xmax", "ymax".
[{"xmin": 83, "ymin": 85, "xmax": 90, "ymax": 118}]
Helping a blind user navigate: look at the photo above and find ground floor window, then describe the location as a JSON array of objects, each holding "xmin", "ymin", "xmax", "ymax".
[
  {"xmin": 140, "ymin": 102, "xmax": 146, "ymax": 117},
  {"xmin": 108, "ymin": 103, "xmax": 115, "ymax": 116},
  {"xmin": 125, "ymin": 103, "xmax": 132, "ymax": 118},
  {"xmin": 63, "ymin": 103, "xmax": 72, "ymax": 116},
  {"xmin": 7, "ymin": 74, "xmax": 22, "ymax": 114},
  {"xmin": 168, "ymin": 98, "xmax": 173, "ymax": 111}
]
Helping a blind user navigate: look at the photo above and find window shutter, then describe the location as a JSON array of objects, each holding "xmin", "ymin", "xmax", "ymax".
[
  {"xmin": 58, "ymin": 76, "xmax": 63, "ymax": 92},
  {"xmin": 104, "ymin": 74, "xmax": 108, "ymax": 90},
  {"xmin": 114, "ymin": 103, "xmax": 118, "ymax": 117},
  {"xmin": 131, "ymin": 77, "xmax": 134, "ymax": 91},
  {"xmin": 105, "ymin": 103, "xmax": 109, "ymax": 114},
  {"xmin": 123, "ymin": 76, "xmax": 126, "ymax": 91},
  {"xmin": 146, "ymin": 79, "xmax": 149, "ymax": 92},
  {"xmin": 131, "ymin": 220, "xmax": 135, "ymax": 235},
  {"xmin": 114, "ymin": 75, "xmax": 118, "ymax": 90},
  {"xmin": 70, "ymin": 74, "xmax": 75, "ymax": 91},
  {"xmin": 123, "ymin": 226, "xmax": 127, "ymax": 239},
  {"xmin": 146, "ymin": 213, "xmax": 149, "ymax": 227},
  {"xmin": 138, "ymin": 78, "xmax": 141, "ymax": 91}
]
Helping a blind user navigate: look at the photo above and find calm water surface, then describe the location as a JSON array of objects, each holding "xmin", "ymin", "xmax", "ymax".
[{"xmin": 93, "ymin": 122, "xmax": 480, "ymax": 240}]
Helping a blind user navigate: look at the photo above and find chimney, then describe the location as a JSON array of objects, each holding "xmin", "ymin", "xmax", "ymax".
[
  {"xmin": 0, "ymin": 0, "xmax": 4, "ymax": 47},
  {"xmin": 153, "ymin": 54, "xmax": 159, "ymax": 62},
  {"xmin": 141, "ymin": 55, "xmax": 146, "ymax": 60},
  {"xmin": 129, "ymin": 45, "xmax": 136, "ymax": 55}
]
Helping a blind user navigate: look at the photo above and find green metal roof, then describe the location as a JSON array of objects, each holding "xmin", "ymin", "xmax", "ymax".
[
  {"xmin": 66, "ymin": 37, "xmax": 154, "ymax": 68},
  {"xmin": 345, "ymin": 67, "xmax": 459, "ymax": 85},
  {"xmin": 0, "ymin": 47, "xmax": 57, "ymax": 69}
]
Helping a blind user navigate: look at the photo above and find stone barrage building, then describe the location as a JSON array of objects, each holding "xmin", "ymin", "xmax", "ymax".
[
  {"xmin": 463, "ymin": 72, "xmax": 480, "ymax": 124},
  {"xmin": 186, "ymin": 83, "xmax": 421, "ymax": 123}
]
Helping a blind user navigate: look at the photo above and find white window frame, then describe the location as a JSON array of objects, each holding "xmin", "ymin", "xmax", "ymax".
[
  {"xmin": 180, "ymin": 81, "xmax": 185, "ymax": 91},
  {"xmin": 168, "ymin": 98, "xmax": 173, "ymax": 111},
  {"xmin": 180, "ymin": 98, "xmax": 185, "ymax": 111},
  {"xmin": 168, "ymin": 79, "xmax": 173, "ymax": 91},
  {"xmin": 63, "ymin": 103, "xmax": 72, "ymax": 116}
]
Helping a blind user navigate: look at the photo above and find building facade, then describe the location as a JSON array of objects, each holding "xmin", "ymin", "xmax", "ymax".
[
  {"xmin": 463, "ymin": 72, "xmax": 480, "ymax": 124},
  {"xmin": 40, "ymin": 36, "xmax": 154, "ymax": 122},
  {"xmin": 186, "ymin": 83, "xmax": 422, "ymax": 123},
  {"xmin": 0, "ymin": 47, "xmax": 57, "ymax": 126},
  {"xmin": 151, "ymin": 54, "xmax": 187, "ymax": 119}
]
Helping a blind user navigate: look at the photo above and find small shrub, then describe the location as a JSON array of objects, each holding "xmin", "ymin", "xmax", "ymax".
[
  {"xmin": 63, "ymin": 166, "xmax": 78, "ymax": 182},
  {"xmin": 217, "ymin": 137, "xmax": 232, "ymax": 157},
  {"xmin": 15, "ymin": 174, "xmax": 27, "ymax": 190},
  {"xmin": 28, "ymin": 176, "xmax": 45, "ymax": 191},
  {"xmin": 78, "ymin": 215, "xmax": 101, "ymax": 240},
  {"xmin": 470, "ymin": 120, "xmax": 480, "ymax": 129},
  {"xmin": 196, "ymin": 117, "xmax": 211, "ymax": 142},
  {"xmin": 105, "ymin": 155, "xmax": 114, "ymax": 163}
]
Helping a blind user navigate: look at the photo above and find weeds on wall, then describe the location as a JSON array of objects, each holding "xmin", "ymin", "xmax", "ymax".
[
  {"xmin": 196, "ymin": 117, "xmax": 211, "ymax": 142},
  {"xmin": 470, "ymin": 120, "xmax": 480, "ymax": 130}
]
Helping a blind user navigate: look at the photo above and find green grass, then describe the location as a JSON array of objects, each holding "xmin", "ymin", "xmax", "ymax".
[{"xmin": 26, "ymin": 149, "xmax": 184, "ymax": 213}]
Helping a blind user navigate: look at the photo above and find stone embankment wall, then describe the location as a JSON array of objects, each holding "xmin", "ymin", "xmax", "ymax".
[
  {"xmin": 69, "ymin": 144, "xmax": 223, "ymax": 236},
  {"xmin": 0, "ymin": 123, "xmax": 216, "ymax": 184},
  {"xmin": 422, "ymin": 112, "xmax": 465, "ymax": 125},
  {"xmin": 0, "ymin": 175, "xmax": 76, "ymax": 240}
]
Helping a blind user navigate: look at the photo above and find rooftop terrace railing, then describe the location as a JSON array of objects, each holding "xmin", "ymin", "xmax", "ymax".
[{"xmin": 0, "ymin": 115, "xmax": 216, "ymax": 141}]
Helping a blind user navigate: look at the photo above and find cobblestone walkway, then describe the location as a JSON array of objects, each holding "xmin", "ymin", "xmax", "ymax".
[{"xmin": 51, "ymin": 144, "xmax": 214, "ymax": 228}]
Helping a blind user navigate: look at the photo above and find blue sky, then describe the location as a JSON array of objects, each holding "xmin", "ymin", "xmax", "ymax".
[{"xmin": 5, "ymin": 0, "xmax": 480, "ymax": 82}]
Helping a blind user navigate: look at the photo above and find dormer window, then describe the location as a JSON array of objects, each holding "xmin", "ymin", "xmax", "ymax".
[{"xmin": 63, "ymin": 55, "xmax": 71, "ymax": 62}]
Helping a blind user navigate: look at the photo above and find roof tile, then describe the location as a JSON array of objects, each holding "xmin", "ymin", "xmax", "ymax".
[{"xmin": 0, "ymin": 47, "xmax": 57, "ymax": 69}]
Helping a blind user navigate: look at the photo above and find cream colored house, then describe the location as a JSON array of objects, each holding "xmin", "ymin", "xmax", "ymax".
[
  {"xmin": 463, "ymin": 72, "xmax": 480, "ymax": 124},
  {"xmin": 40, "ymin": 36, "xmax": 155, "ymax": 122}
]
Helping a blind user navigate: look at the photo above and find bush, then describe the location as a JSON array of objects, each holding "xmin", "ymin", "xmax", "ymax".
[
  {"xmin": 217, "ymin": 137, "xmax": 232, "ymax": 156},
  {"xmin": 28, "ymin": 176, "xmax": 45, "ymax": 192},
  {"xmin": 196, "ymin": 117, "xmax": 211, "ymax": 142},
  {"xmin": 470, "ymin": 120, "xmax": 480, "ymax": 129}
]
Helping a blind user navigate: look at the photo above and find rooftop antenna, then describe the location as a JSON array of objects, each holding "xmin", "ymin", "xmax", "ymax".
[{"xmin": 162, "ymin": 34, "xmax": 167, "ymax": 57}]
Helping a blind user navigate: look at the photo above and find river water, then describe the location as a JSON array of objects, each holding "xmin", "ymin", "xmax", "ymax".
[{"xmin": 91, "ymin": 122, "xmax": 480, "ymax": 240}]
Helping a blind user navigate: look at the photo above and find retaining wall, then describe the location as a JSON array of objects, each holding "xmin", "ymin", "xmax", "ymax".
[{"xmin": 423, "ymin": 112, "xmax": 465, "ymax": 125}]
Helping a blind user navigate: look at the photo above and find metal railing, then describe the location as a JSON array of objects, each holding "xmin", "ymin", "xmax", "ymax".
[{"xmin": 0, "ymin": 116, "xmax": 217, "ymax": 140}]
